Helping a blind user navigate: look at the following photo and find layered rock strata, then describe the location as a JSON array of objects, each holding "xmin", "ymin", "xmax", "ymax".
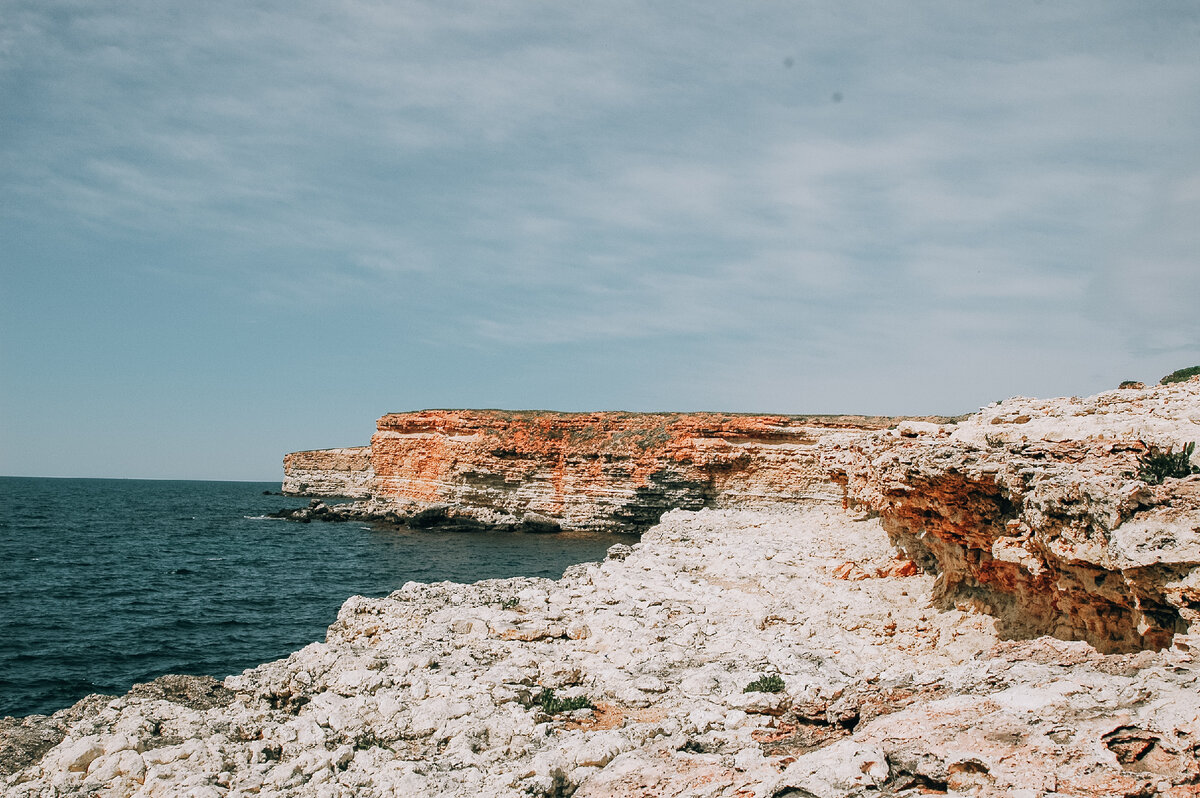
[
  {"xmin": 5, "ymin": 506, "xmax": 1198, "ymax": 797},
  {"xmin": 282, "ymin": 447, "xmax": 374, "ymax": 499},
  {"xmin": 825, "ymin": 380, "xmax": 1200, "ymax": 654},
  {"xmin": 288, "ymin": 411, "xmax": 950, "ymax": 531},
  {"xmin": 369, "ymin": 410, "xmax": 869, "ymax": 532}
]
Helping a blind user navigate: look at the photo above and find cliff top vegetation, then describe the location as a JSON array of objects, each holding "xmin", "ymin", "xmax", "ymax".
[{"xmin": 1161, "ymin": 365, "xmax": 1200, "ymax": 385}]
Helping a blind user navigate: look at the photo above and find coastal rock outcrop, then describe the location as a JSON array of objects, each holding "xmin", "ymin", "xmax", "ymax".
[
  {"xmin": 287, "ymin": 411, "xmax": 951, "ymax": 532},
  {"xmin": 10, "ymin": 383, "xmax": 1200, "ymax": 795},
  {"xmin": 282, "ymin": 447, "xmax": 374, "ymax": 499},
  {"xmin": 825, "ymin": 379, "xmax": 1200, "ymax": 654},
  {"xmin": 368, "ymin": 410, "xmax": 873, "ymax": 532},
  {"xmin": 6, "ymin": 506, "xmax": 1198, "ymax": 797}
]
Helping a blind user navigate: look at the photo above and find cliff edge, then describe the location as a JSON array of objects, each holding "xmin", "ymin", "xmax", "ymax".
[
  {"xmin": 825, "ymin": 379, "xmax": 1200, "ymax": 654},
  {"xmin": 6, "ymin": 507, "xmax": 1199, "ymax": 796},
  {"xmin": 281, "ymin": 447, "xmax": 374, "ymax": 499},
  {"xmin": 286, "ymin": 411, "xmax": 951, "ymax": 532}
]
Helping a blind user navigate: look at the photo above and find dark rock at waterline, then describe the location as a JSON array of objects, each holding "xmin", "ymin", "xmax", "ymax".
[
  {"xmin": 127, "ymin": 674, "xmax": 236, "ymax": 711},
  {"xmin": 0, "ymin": 714, "xmax": 64, "ymax": 776},
  {"xmin": 269, "ymin": 500, "xmax": 406, "ymax": 526},
  {"xmin": 267, "ymin": 500, "xmax": 566, "ymax": 533},
  {"xmin": 0, "ymin": 676, "xmax": 237, "ymax": 775},
  {"xmin": 520, "ymin": 512, "xmax": 562, "ymax": 534},
  {"xmin": 410, "ymin": 505, "xmax": 451, "ymax": 528}
]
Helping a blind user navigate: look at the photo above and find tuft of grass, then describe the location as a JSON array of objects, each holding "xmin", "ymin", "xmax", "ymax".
[
  {"xmin": 743, "ymin": 674, "xmax": 785, "ymax": 694},
  {"xmin": 1160, "ymin": 366, "xmax": 1200, "ymax": 385},
  {"xmin": 537, "ymin": 688, "xmax": 594, "ymax": 714},
  {"xmin": 1138, "ymin": 442, "xmax": 1199, "ymax": 485},
  {"xmin": 353, "ymin": 730, "xmax": 388, "ymax": 751},
  {"xmin": 499, "ymin": 596, "xmax": 520, "ymax": 610}
]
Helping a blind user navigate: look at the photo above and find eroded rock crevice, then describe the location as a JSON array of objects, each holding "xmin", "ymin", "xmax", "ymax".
[{"xmin": 826, "ymin": 380, "xmax": 1200, "ymax": 653}]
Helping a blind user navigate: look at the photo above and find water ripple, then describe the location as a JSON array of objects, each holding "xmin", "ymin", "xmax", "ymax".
[{"xmin": 0, "ymin": 476, "xmax": 629, "ymax": 717}]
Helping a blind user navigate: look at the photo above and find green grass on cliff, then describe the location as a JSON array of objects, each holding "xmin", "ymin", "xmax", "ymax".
[
  {"xmin": 389, "ymin": 409, "xmax": 967, "ymax": 427},
  {"xmin": 537, "ymin": 688, "xmax": 594, "ymax": 714},
  {"xmin": 743, "ymin": 674, "xmax": 786, "ymax": 693},
  {"xmin": 1138, "ymin": 442, "xmax": 1199, "ymax": 485},
  {"xmin": 1161, "ymin": 365, "xmax": 1200, "ymax": 385}
]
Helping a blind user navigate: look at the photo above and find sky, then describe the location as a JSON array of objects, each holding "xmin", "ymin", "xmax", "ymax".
[{"xmin": 2, "ymin": 1, "xmax": 1199, "ymax": 481}]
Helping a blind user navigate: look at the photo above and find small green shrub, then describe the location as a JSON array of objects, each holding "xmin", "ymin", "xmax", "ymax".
[
  {"xmin": 499, "ymin": 597, "xmax": 519, "ymax": 610},
  {"xmin": 743, "ymin": 674, "xmax": 785, "ymax": 693},
  {"xmin": 1138, "ymin": 442, "xmax": 1199, "ymax": 485},
  {"xmin": 1160, "ymin": 366, "xmax": 1200, "ymax": 385},
  {"xmin": 353, "ymin": 730, "xmax": 388, "ymax": 751},
  {"xmin": 537, "ymin": 688, "xmax": 594, "ymax": 714}
]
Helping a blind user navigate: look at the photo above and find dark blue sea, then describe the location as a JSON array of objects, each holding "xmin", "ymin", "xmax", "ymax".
[{"xmin": 0, "ymin": 477, "xmax": 631, "ymax": 718}]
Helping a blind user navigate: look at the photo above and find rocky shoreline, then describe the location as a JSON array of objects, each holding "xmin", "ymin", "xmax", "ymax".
[
  {"xmin": 6, "ymin": 505, "xmax": 1199, "ymax": 796},
  {"xmin": 4, "ymin": 380, "xmax": 1200, "ymax": 796},
  {"xmin": 267, "ymin": 499, "xmax": 566, "ymax": 534}
]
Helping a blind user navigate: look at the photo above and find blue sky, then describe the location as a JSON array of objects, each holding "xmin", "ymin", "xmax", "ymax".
[{"xmin": 2, "ymin": 1, "xmax": 1198, "ymax": 480}]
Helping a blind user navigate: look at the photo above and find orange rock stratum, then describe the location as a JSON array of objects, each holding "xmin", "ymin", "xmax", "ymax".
[{"xmin": 287, "ymin": 410, "xmax": 942, "ymax": 531}]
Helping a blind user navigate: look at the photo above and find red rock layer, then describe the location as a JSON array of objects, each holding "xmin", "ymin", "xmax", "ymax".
[
  {"xmin": 367, "ymin": 410, "xmax": 915, "ymax": 531},
  {"xmin": 824, "ymin": 382, "xmax": 1200, "ymax": 653}
]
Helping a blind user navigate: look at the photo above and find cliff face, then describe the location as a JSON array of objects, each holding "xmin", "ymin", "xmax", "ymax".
[
  {"xmin": 366, "ymin": 411, "xmax": 914, "ymax": 531},
  {"xmin": 283, "ymin": 412, "xmax": 932, "ymax": 531},
  {"xmin": 825, "ymin": 380, "xmax": 1200, "ymax": 653},
  {"xmin": 281, "ymin": 447, "xmax": 374, "ymax": 498}
]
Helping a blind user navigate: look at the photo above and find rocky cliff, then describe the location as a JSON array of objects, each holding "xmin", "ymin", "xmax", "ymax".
[
  {"xmin": 825, "ymin": 380, "xmax": 1200, "ymax": 654},
  {"xmin": 281, "ymin": 447, "xmax": 374, "ymax": 499},
  {"xmin": 287, "ymin": 411, "xmax": 947, "ymax": 532},
  {"xmin": 369, "ymin": 410, "xmax": 922, "ymax": 532},
  {"xmin": 281, "ymin": 389, "xmax": 1200, "ymax": 655},
  {"xmin": 8, "ymin": 383, "xmax": 1200, "ymax": 796}
]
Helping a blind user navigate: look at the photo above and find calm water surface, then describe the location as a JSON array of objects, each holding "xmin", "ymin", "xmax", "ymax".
[{"xmin": 0, "ymin": 477, "xmax": 632, "ymax": 717}]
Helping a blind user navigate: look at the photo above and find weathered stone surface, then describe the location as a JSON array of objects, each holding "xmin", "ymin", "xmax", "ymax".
[
  {"xmin": 825, "ymin": 378, "xmax": 1200, "ymax": 653},
  {"xmin": 370, "ymin": 410, "xmax": 867, "ymax": 532},
  {"xmin": 282, "ymin": 447, "xmax": 374, "ymax": 498},
  {"xmin": 287, "ymin": 411, "xmax": 954, "ymax": 532},
  {"xmin": 6, "ymin": 505, "xmax": 1198, "ymax": 797},
  {"xmin": 0, "ymin": 716, "xmax": 65, "ymax": 777},
  {"xmin": 125, "ymin": 675, "xmax": 236, "ymax": 711}
]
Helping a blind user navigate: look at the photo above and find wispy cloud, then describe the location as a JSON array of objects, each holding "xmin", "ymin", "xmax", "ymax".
[{"xmin": 2, "ymin": 0, "xmax": 1198, "ymax": 430}]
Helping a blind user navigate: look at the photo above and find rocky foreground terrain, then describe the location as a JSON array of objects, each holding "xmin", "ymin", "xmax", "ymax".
[{"xmin": 4, "ymin": 380, "xmax": 1200, "ymax": 796}]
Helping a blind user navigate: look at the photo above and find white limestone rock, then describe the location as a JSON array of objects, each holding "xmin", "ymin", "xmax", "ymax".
[{"xmin": 6, "ymin": 500, "xmax": 1200, "ymax": 797}]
